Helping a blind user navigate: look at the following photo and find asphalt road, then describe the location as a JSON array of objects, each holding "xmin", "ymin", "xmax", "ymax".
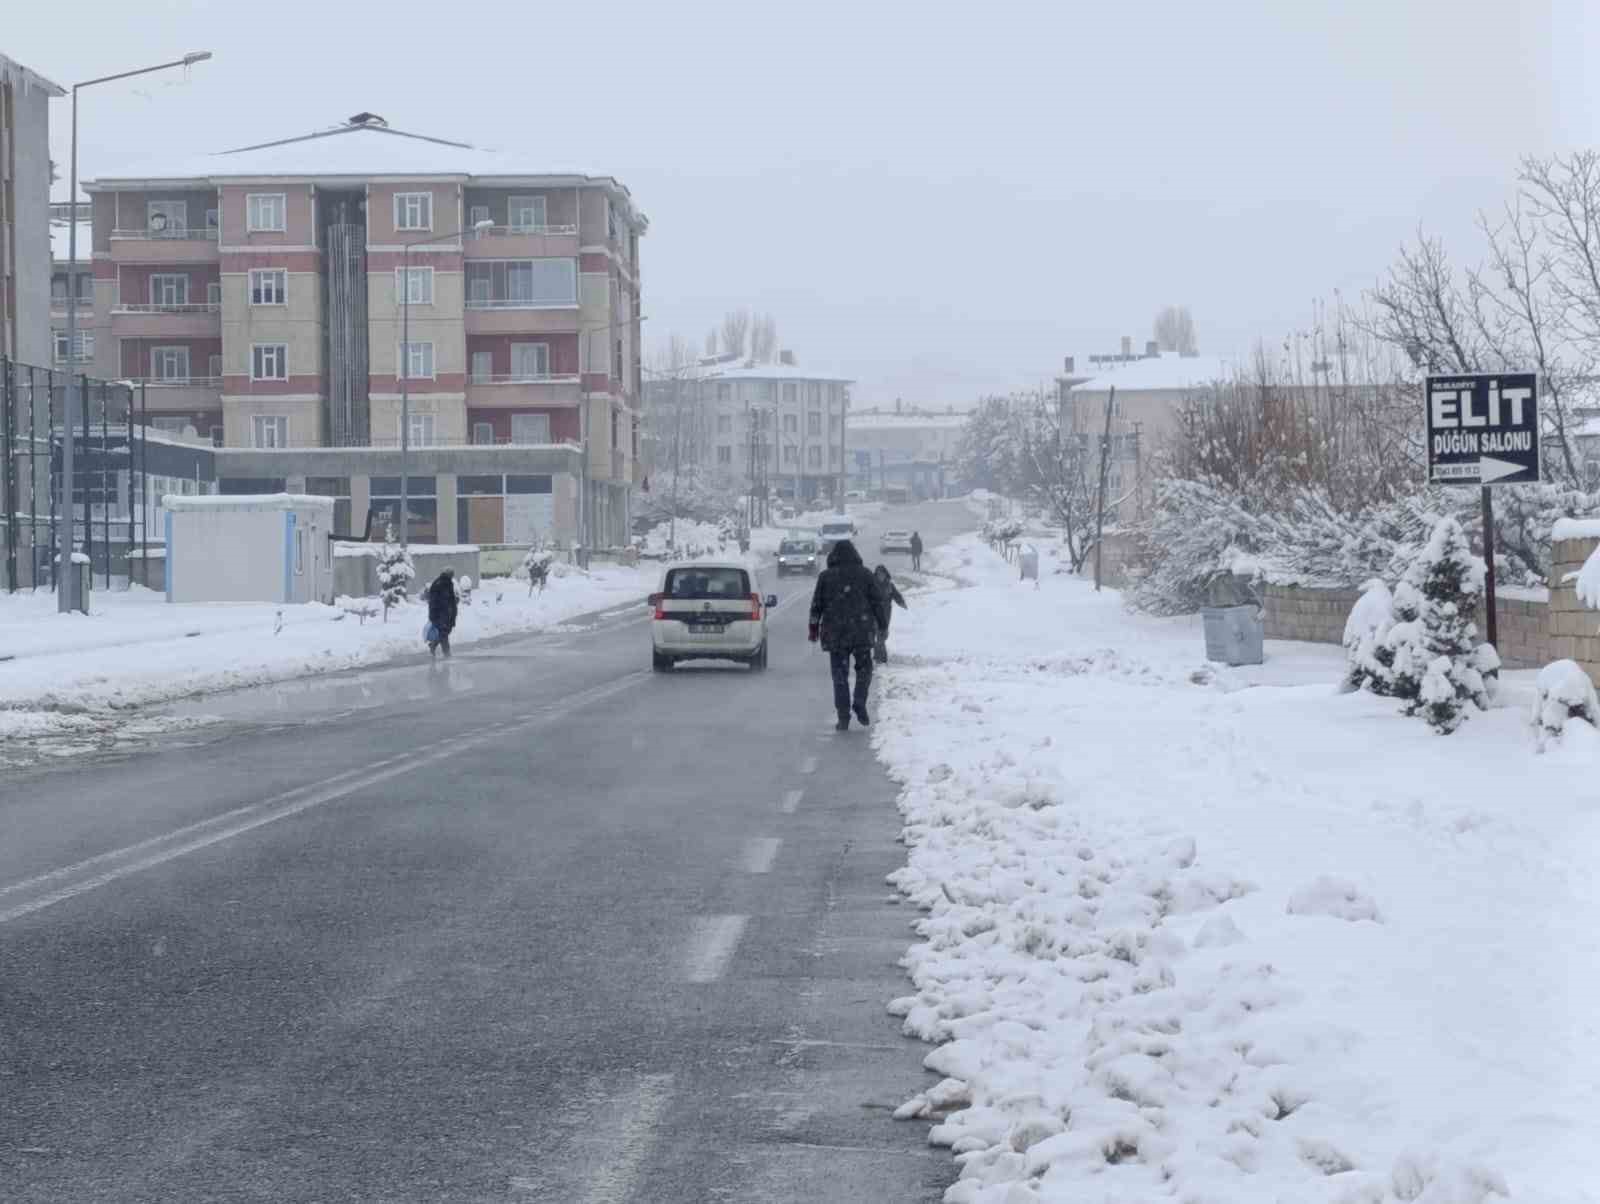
[{"xmin": 0, "ymin": 500, "xmax": 973, "ymax": 1204}]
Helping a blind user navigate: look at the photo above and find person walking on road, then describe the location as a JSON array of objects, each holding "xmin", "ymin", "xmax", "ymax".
[
  {"xmin": 872, "ymin": 564, "xmax": 909, "ymax": 665},
  {"xmin": 808, "ymin": 539, "xmax": 889, "ymax": 731},
  {"xmin": 424, "ymin": 568, "xmax": 458, "ymax": 659},
  {"xmin": 910, "ymin": 530, "xmax": 924, "ymax": 572}
]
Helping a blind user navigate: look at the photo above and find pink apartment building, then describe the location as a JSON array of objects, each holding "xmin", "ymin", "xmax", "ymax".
[{"xmin": 80, "ymin": 114, "xmax": 647, "ymax": 548}]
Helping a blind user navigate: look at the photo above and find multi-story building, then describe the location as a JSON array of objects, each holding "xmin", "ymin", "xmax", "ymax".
[
  {"xmin": 644, "ymin": 354, "xmax": 851, "ymax": 506},
  {"xmin": 846, "ymin": 402, "xmax": 966, "ymax": 500},
  {"xmin": 82, "ymin": 114, "xmax": 647, "ymax": 548},
  {"xmin": 1, "ymin": 53, "xmax": 63, "ymax": 367},
  {"xmin": 50, "ymin": 200, "xmax": 95, "ymax": 371}
]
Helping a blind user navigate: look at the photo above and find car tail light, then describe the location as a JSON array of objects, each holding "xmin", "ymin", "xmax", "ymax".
[
  {"xmin": 649, "ymin": 592, "xmax": 666, "ymax": 620},
  {"xmin": 749, "ymin": 592, "xmax": 763, "ymax": 620}
]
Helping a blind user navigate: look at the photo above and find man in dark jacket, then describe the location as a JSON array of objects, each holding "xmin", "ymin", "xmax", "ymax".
[
  {"xmin": 909, "ymin": 531, "xmax": 924, "ymax": 572},
  {"xmin": 872, "ymin": 564, "xmax": 909, "ymax": 665},
  {"xmin": 425, "ymin": 568, "xmax": 458, "ymax": 659},
  {"xmin": 808, "ymin": 539, "xmax": 888, "ymax": 730}
]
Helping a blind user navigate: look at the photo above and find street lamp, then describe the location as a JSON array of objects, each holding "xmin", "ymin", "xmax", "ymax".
[
  {"xmin": 397, "ymin": 219, "xmax": 493, "ymax": 549},
  {"xmin": 58, "ymin": 50, "xmax": 211, "ymax": 613}
]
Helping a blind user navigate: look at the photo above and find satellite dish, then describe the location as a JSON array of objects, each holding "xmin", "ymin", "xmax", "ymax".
[{"xmin": 150, "ymin": 212, "xmax": 169, "ymax": 233}]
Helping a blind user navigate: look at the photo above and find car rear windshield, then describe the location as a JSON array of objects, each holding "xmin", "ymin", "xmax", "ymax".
[
  {"xmin": 780, "ymin": 541, "xmax": 815, "ymax": 554},
  {"xmin": 663, "ymin": 566, "xmax": 751, "ymax": 599},
  {"xmin": 821, "ymin": 524, "xmax": 851, "ymax": 536}
]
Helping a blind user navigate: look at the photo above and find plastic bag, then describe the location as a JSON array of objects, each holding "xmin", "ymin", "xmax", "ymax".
[{"xmin": 423, "ymin": 621, "xmax": 439, "ymax": 644}]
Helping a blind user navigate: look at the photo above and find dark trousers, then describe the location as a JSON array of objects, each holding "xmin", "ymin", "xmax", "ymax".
[
  {"xmin": 912, "ymin": 552, "xmax": 922, "ymax": 571},
  {"xmin": 829, "ymin": 646, "xmax": 873, "ymax": 716},
  {"xmin": 431, "ymin": 630, "xmax": 452, "ymax": 658}
]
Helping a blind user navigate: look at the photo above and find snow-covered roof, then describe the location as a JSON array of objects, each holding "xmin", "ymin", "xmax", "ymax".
[
  {"xmin": 86, "ymin": 120, "xmax": 646, "ymax": 228},
  {"xmin": 1067, "ymin": 351, "xmax": 1239, "ymax": 394},
  {"xmin": 687, "ymin": 360, "xmax": 852, "ymax": 384},
  {"xmin": 0, "ymin": 53, "xmax": 64, "ymax": 98},
  {"xmin": 51, "ymin": 221, "xmax": 93, "ymax": 264},
  {"xmin": 164, "ymin": 493, "xmax": 335, "ymax": 511}
]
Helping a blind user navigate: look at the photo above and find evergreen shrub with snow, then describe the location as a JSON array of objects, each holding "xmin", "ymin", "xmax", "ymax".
[
  {"xmin": 375, "ymin": 529, "xmax": 415, "ymax": 622},
  {"xmin": 1394, "ymin": 517, "xmax": 1492, "ymax": 733},
  {"xmin": 522, "ymin": 545, "xmax": 554, "ymax": 595},
  {"xmin": 1531, "ymin": 659, "xmax": 1599, "ymax": 751},
  {"xmin": 1340, "ymin": 579, "xmax": 1394, "ymax": 694}
]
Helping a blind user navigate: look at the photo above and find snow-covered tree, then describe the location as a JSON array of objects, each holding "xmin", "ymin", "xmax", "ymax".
[
  {"xmin": 1396, "ymin": 517, "xmax": 1492, "ymax": 733},
  {"xmin": 522, "ymin": 545, "xmax": 554, "ymax": 595},
  {"xmin": 1531, "ymin": 659, "xmax": 1599, "ymax": 751},
  {"xmin": 1341, "ymin": 580, "xmax": 1394, "ymax": 694},
  {"xmin": 375, "ymin": 528, "xmax": 414, "ymax": 621}
]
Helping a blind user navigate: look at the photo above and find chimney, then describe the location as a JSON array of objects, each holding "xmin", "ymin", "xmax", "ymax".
[
  {"xmin": 1121, "ymin": 335, "xmax": 1132, "ymax": 358},
  {"xmin": 1063, "ymin": 355, "xmax": 1075, "ymax": 374},
  {"xmin": 778, "ymin": 349, "xmax": 796, "ymax": 366},
  {"xmin": 1146, "ymin": 340, "xmax": 1160, "ymax": 358}
]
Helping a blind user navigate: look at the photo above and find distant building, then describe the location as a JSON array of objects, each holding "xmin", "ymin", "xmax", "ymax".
[
  {"xmin": 644, "ymin": 354, "xmax": 851, "ymax": 505},
  {"xmin": 50, "ymin": 200, "xmax": 95, "ymax": 370},
  {"xmin": 1, "ymin": 53, "xmax": 64, "ymax": 366},
  {"xmin": 82, "ymin": 113, "xmax": 647, "ymax": 548},
  {"xmin": 846, "ymin": 402, "xmax": 966, "ymax": 500}
]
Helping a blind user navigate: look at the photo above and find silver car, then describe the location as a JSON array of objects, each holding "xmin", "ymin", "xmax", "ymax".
[
  {"xmin": 650, "ymin": 561, "xmax": 777, "ymax": 672},
  {"xmin": 777, "ymin": 537, "xmax": 820, "ymax": 576}
]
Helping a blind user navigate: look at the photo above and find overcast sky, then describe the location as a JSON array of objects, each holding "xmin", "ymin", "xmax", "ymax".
[{"xmin": 6, "ymin": 0, "xmax": 1593, "ymax": 405}]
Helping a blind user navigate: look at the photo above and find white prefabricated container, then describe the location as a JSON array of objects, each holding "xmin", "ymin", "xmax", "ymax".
[{"xmin": 164, "ymin": 493, "xmax": 336, "ymax": 605}]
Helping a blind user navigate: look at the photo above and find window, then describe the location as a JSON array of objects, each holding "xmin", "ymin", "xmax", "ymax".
[
  {"xmin": 807, "ymin": 382, "xmax": 822, "ymax": 406},
  {"xmin": 206, "ymin": 208, "xmax": 219, "ymax": 233},
  {"xmin": 471, "ymin": 351, "xmax": 494, "ymax": 383},
  {"xmin": 783, "ymin": 413, "xmax": 798, "ymax": 433},
  {"xmin": 808, "ymin": 446, "xmax": 822, "ymax": 468},
  {"xmin": 717, "ymin": 414, "xmax": 732, "ymax": 434},
  {"xmin": 509, "ymin": 195, "xmax": 547, "ymax": 232},
  {"xmin": 295, "ymin": 528, "xmax": 305, "ymax": 575},
  {"xmin": 394, "ymin": 192, "xmax": 432, "ymax": 231},
  {"xmin": 469, "ymin": 204, "xmax": 491, "ymax": 231},
  {"xmin": 209, "ymin": 353, "xmax": 223, "ymax": 379},
  {"xmin": 783, "ymin": 444, "xmax": 797, "ymax": 464},
  {"xmin": 606, "ymin": 198, "xmax": 618, "ymax": 242},
  {"xmin": 509, "ymin": 343, "xmax": 550, "ymax": 379},
  {"xmin": 396, "ymin": 266, "xmax": 433, "ymax": 305},
  {"xmin": 807, "ymin": 412, "xmax": 822, "ymax": 436},
  {"xmin": 147, "ymin": 200, "xmax": 187, "ymax": 235},
  {"xmin": 207, "ymin": 281, "xmax": 222, "ymax": 307},
  {"xmin": 613, "ymin": 339, "xmax": 623, "ymax": 381},
  {"xmin": 252, "ymin": 344, "xmax": 288, "ymax": 380},
  {"xmin": 151, "ymin": 346, "xmax": 191, "ymax": 381},
  {"xmin": 717, "ymin": 445, "xmax": 732, "ymax": 464},
  {"xmin": 150, "ymin": 274, "xmax": 189, "ymax": 306},
  {"xmin": 405, "ymin": 413, "xmax": 436, "ymax": 447},
  {"xmin": 249, "ymin": 269, "xmax": 286, "ymax": 305},
  {"xmin": 246, "ymin": 193, "xmax": 286, "ymax": 232},
  {"xmin": 472, "ymin": 421, "xmax": 495, "ymax": 445},
  {"xmin": 717, "ymin": 382, "xmax": 732, "ymax": 402},
  {"xmin": 663, "ymin": 566, "xmax": 751, "ymax": 600},
  {"xmin": 398, "ymin": 341, "xmax": 435, "ymax": 380},
  {"xmin": 252, "ymin": 416, "xmax": 289, "ymax": 448},
  {"xmin": 511, "ymin": 413, "xmax": 551, "ymax": 444},
  {"xmin": 464, "ymin": 259, "xmax": 577, "ymax": 307},
  {"xmin": 829, "ymin": 414, "xmax": 840, "ymax": 433},
  {"xmin": 53, "ymin": 330, "xmax": 93, "ymax": 363},
  {"xmin": 783, "ymin": 383, "xmax": 797, "ymax": 404},
  {"xmin": 830, "ymin": 446, "xmax": 840, "ymax": 465}
]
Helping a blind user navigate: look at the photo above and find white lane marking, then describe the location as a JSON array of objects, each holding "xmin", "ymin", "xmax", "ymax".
[
  {"xmin": 739, "ymin": 837, "xmax": 781, "ymax": 874},
  {"xmin": 800, "ymin": 755, "xmax": 818, "ymax": 775},
  {"xmin": 684, "ymin": 914, "xmax": 748, "ymax": 983},
  {"xmin": 523, "ymin": 1073, "xmax": 675, "ymax": 1202},
  {"xmin": 0, "ymin": 672, "xmax": 648, "ymax": 926},
  {"xmin": 781, "ymin": 789, "xmax": 804, "ymax": 814}
]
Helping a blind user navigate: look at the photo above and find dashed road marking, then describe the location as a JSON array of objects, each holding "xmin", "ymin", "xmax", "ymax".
[
  {"xmin": 800, "ymin": 755, "xmax": 818, "ymax": 775},
  {"xmin": 524, "ymin": 1072, "xmax": 676, "ymax": 1203},
  {"xmin": 685, "ymin": 914, "xmax": 748, "ymax": 983},
  {"xmin": 781, "ymin": 789, "xmax": 804, "ymax": 814},
  {"xmin": 739, "ymin": 837, "xmax": 781, "ymax": 874}
]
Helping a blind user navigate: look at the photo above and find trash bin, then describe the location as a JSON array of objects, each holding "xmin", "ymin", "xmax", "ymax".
[
  {"xmin": 1019, "ymin": 543, "xmax": 1039, "ymax": 582},
  {"xmin": 1202, "ymin": 604, "xmax": 1264, "ymax": 666}
]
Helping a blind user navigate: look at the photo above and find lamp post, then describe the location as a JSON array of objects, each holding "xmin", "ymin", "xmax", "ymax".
[
  {"xmin": 398, "ymin": 219, "xmax": 492, "ymax": 549},
  {"xmin": 58, "ymin": 50, "xmax": 211, "ymax": 613}
]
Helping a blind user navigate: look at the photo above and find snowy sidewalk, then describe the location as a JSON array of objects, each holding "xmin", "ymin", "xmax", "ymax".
[
  {"xmin": 874, "ymin": 535, "xmax": 1600, "ymax": 1203},
  {"xmin": 0, "ymin": 565, "xmax": 658, "ymax": 744}
]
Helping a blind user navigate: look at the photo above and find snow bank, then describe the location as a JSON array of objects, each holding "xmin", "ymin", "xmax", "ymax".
[
  {"xmin": 1550, "ymin": 517, "xmax": 1600, "ymax": 542},
  {"xmin": 873, "ymin": 534, "xmax": 1600, "ymax": 1202}
]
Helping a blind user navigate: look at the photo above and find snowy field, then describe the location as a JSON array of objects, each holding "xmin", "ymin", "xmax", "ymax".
[
  {"xmin": 0, "ymin": 563, "xmax": 659, "ymax": 748},
  {"xmin": 875, "ymin": 535, "xmax": 1599, "ymax": 1203}
]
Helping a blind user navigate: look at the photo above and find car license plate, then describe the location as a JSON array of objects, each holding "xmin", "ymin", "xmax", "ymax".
[{"xmin": 689, "ymin": 624, "xmax": 726, "ymax": 636}]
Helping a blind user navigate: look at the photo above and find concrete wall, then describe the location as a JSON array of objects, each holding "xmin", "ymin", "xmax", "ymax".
[{"xmin": 333, "ymin": 544, "xmax": 480, "ymax": 598}]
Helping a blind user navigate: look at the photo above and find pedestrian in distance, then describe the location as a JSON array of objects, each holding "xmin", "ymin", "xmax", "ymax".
[
  {"xmin": 872, "ymin": 564, "xmax": 909, "ymax": 665},
  {"xmin": 910, "ymin": 530, "xmax": 924, "ymax": 572},
  {"xmin": 808, "ymin": 539, "xmax": 890, "ymax": 731},
  {"xmin": 424, "ymin": 568, "xmax": 458, "ymax": 659}
]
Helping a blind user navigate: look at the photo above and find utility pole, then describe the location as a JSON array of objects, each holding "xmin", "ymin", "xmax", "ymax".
[
  {"xmin": 1092, "ymin": 386, "xmax": 1116, "ymax": 592},
  {"xmin": 669, "ymin": 370, "xmax": 682, "ymax": 550}
]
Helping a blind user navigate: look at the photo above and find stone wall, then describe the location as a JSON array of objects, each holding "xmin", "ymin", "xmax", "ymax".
[{"xmin": 1259, "ymin": 534, "xmax": 1600, "ymax": 680}]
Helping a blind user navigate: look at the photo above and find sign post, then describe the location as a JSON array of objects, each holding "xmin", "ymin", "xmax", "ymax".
[{"xmin": 1425, "ymin": 372, "xmax": 1540, "ymax": 650}]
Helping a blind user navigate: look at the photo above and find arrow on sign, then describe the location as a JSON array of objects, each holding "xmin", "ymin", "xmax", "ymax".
[{"xmin": 1479, "ymin": 455, "xmax": 1527, "ymax": 484}]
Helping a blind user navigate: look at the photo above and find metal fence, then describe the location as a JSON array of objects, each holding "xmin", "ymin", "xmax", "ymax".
[{"xmin": 1, "ymin": 357, "xmax": 149, "ymax": 593}]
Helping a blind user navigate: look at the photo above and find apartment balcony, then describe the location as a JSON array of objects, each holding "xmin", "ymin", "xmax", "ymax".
[
  {"xmin": 50, "ymin": 297, "xmax": 93, "ymax": 319},
  {"xmin": 110, "ymin": 302, "xmax": 223, "ymax": 338},
  {"xmin": 462, "ymin": 224, "xmax": 580, "ymax": 261},
  {"xmin": 131, "ymin": 377, "xmax": 224, "ymax": 411},
  {"xmin": 109, "ymin": 227, "xmax": 220, "ymax": 264},
  {"xmin": 464, "ymin": 374, "xmax": 582, "ymax": 409},
  {"xmin": 321, "ymin": 434, "xmax": 584, "ymax": 452},
  {"xmin": 463, "ymin": 303, "xmax": 580, "ymax": 336}
]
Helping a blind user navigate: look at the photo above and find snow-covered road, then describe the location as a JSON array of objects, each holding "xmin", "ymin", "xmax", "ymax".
[{"xmin": 875, "ymin": 534, "xmax": 1600, "ymax": 1203}]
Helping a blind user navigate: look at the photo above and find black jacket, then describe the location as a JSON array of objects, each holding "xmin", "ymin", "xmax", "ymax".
[
  {"xmin": 809, "ymin": 540, "xmax": 888, "ymax": 652},
  {"xmin": 909, "ymin": 533, "xmax": 924, "ymax": 556},
  {"xmin": 425, "ymin": 573, "xmax": 458, "ymax": 634}
]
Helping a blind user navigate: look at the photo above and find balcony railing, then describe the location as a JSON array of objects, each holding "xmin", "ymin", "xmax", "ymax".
[
  {"xmin": 468, "ymin": 372, "xmax": 580, "ymax": 386},
  {"xmin": 111, "ymin": 227, "xmax": 219, "ymax": 242},
  {"xmin": 113, "ymin": 302, "xmax": 222, "ymax": 314},
  {"xmin": 464, "ymin": 297, "xmax": 578, "ymax": 310},
  {"xmin": 135, "ymin": 376, "xmax": 223, "ymax": 388},
  {"xmin": 469, "ymin": 223, "xmax": 579, "ymax": 238},
  {"xmin": 50, "ymin": 296, "xmax": 92, "ymax": 310},
  {"xmin": 318, "ymin": 435, "xmax": 583, "ymax": 451}
]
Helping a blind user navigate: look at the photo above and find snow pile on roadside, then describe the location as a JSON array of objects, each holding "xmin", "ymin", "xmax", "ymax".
[
  {"xmin": 637, "ymin": 519, "xmax": 739, "ymax": 560},
  {"xmin": 875, "ymin": 535, "xmax": 1600, "ymax": 1203},
  {"xmin": 0, "ymin": 565, "xmax": 657, "ymax": 734}
]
